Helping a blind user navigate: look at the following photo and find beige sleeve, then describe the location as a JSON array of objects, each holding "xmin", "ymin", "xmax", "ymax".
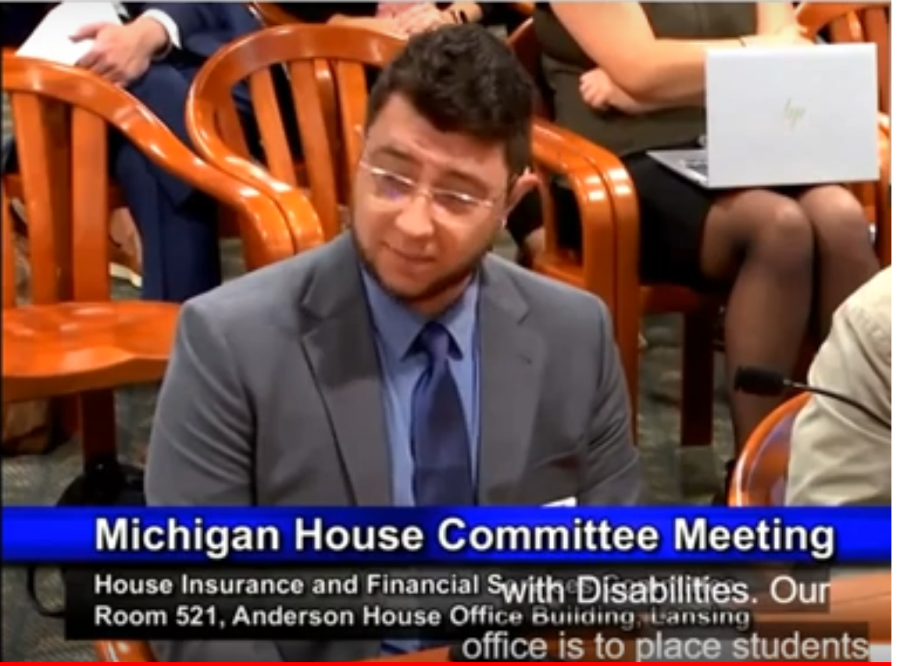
[{"xmin": 786, "ymin": 268, "xmax": 892, "ymax": 506}]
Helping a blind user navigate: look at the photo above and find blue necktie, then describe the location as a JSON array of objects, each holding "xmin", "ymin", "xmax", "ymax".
[{"xmin": 411, "ymin": 322, "xmax": 474, "ymax": 506}]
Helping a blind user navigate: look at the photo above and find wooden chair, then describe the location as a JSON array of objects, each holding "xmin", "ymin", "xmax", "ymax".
[
  {"xmin": 512, "ymin": 2, "xmax": 536, "ymax": 17},
  {"xmin": 185, "ymin": 25, "xmax": 619, "ymax": 362},
  {"xmin": 2, "ymin": 42, "xmax": 268, "ymax": 273},
  {"xmin": 797, "ymin": 2, "xmax": 890, "ymax": 113},
  {"xmin": 96, "ymin": 640, "xmax": 155, "ymax": 662},
  {"xmin": 247, "ymin": 2, "xmax": 345, "ymax": 202},
  {"xmin": 797, "ymin": 1, "xmax": 892, "ymax": 266},
  {"xmin": 509, "ymin": 19, "xmax": 718, "ymax": 446},
  {"xmin": 2, "ymin": 54, "xmax": 298, "ymax": 461},
  {"xmin": 728, "ymin": 393, "xmax": 810, "ymax": 506}
]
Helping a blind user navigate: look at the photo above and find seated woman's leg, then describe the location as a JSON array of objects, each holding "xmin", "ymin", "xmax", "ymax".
[
  {"xmin": 794, "ymin": 185, "xmax": 880, "ymax": 333},
  {"xmin": 626, "ymin": 156, "xmax": 815, "ymax": 449},
  {"xmin": 700, "ymin": 190, "xmax": 815, "ymax": 447}
]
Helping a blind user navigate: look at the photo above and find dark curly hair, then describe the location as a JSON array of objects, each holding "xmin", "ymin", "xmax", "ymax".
[{"xmin": 367, "ymin": 24, "xmax": 534, "ymax": 176}]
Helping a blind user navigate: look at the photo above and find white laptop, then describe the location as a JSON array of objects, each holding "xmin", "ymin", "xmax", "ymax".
[{"xmin": 647, "ymin": 44, "xmax": 879, "ymax": 189}]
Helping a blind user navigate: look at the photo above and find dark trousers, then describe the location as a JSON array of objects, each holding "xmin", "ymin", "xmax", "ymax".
[
  {"xmin": 3, "ymin": 59, "xmax": 254, "ymax": 303},
  {"xmin": 114, "ymin": 60, "xmax": 254, "ymax": 303}
]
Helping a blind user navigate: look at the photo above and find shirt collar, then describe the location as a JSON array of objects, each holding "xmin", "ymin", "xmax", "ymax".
[{"xmin": 360, "ymin": 266, "xmax": 480, "ymax": 361}]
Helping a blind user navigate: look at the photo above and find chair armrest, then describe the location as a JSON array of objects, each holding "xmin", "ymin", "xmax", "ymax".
[
  {"xmin": 121, "ymin": 106, "xmax": 305, "ymax": 268},
  {"xmin": 95, "ymin": 640, "xmax": 155, "ymax": 662},
  {"xmin": 878, "ymin": 112, "xmax": 890, "ymax": 138},
  {"xmin": 530, "ymin": 119, "xmax": 616, "ymax": 298},
  {"xmin": 795, "ymin": 2, "xmax": 888, "ymax": 37},
  {"xmin": 531, "ymin": 118, "xmax": 641, "ymax": 305},
  {"xmin": 875, "ymin": 114, "xmax": 891, "ymax": 264},
  {"xmin": 2, "ymin": 54, "xmax": 306, "ymax": 269},
  {"xmin": 184, "ymin": 103, "xmax": 325, "ymax": 255}
]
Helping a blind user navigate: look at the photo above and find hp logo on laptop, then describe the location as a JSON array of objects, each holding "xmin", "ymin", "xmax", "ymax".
[{"xmin": 783, "ymin": 99, "xmax": 806, "ymax": 129}]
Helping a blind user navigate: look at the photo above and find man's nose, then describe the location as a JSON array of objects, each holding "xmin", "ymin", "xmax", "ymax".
[{"xmin": 394, "ymin": 193, "xmax": 435, "ymax": 239}]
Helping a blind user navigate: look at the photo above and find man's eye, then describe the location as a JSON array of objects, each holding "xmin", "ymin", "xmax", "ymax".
[
  {"xmin": 376, "ymin": 173, "xmax": 414, "ymax": 194},
  {"xmin": 434, "ymin": 192, "xmax": 479, "ymax": 214}
]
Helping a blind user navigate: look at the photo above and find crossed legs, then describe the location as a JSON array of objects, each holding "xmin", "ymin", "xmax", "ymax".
[
  {"xmin": 700, "ymin": 184, "xmax": 878, "ymax": 449},
  {"xmin": 507, "ymin": 181, "xmax": 879, "ymax": 451}
]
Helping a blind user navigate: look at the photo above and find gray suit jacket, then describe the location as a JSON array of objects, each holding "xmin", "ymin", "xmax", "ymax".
[{"xmin": 147, "ymin": 233, "xmax": 640, "ymax": 662}]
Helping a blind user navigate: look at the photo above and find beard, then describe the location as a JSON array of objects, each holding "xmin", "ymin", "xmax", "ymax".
[{"xmin": 350, "ymin": 223, "xmax": 494, "ymax": 310}]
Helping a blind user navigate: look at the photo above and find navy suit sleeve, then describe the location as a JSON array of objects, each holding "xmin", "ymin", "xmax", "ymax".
[{"xmin": 130, "ymin": 2, "xmax": 220, "ymax": 41}]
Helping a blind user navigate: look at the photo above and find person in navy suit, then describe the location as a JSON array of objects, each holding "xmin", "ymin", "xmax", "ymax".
[{"xmin": 3, "ymin": 4, "xmax": 264, "ymax": 302}]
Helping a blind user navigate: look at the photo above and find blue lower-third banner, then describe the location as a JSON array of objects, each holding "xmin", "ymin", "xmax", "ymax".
[{"xmin": 1, "ymin": 506, "xmax": 889, "ymax": 564}]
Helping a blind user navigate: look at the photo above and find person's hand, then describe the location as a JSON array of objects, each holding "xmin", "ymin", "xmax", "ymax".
[
  {"xmin": 328, "ymin": 14, "xmax": 405, "ymax": 38},
  {"xmin": 366, "ymin": 16, "xmax": 407, "ymax": 38},
  {"xmin": 579, "ymin": 67, "xmax": 615, "ymax": 110},
  {"xmin": 580, "ymin": 67, "xmax": 655, "ymax": 114},
  {"xmin": 377, "ymin": 2, "xmax": 424, "ymax": 17},
  {"xmin": 394, "ymin": 3, "xmax": 454, "ymax": 35},
  {"xmin": 72, "ymin": 19, "xmax": 168, "ymax": 86}
]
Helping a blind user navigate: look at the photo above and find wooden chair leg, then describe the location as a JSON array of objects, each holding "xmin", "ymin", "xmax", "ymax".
[
  {"xmin": 52, "ymin": 390, "xmax": 118, "ymax": 464},
  {"xmin": 78, "ymin": 390, "xmax": 118, "ymax": 467},
  {"xmin": 54, "ymin": 395, "xmax": 82, "ymax": 447},
  {"xmin": 680, "ymin": 308, "xmax": 717, "ymax": 447}
]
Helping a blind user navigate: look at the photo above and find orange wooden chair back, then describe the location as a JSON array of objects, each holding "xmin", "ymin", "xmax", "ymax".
[
  {"xmin": 246, "ymin": 2, "xmax": 344, "ymax": 202},
  {"xmin": 1, "ymin": 54, "xmax": 294, "ymax": 455},
  {"xmin": 797, "ymin": 2, "xmax": 890, "ymax": 113},
  {"xmin": 796, "ymin": 2, "xmax": 892, "ymax": 266},
  {"xmin": 187, "ymin": 25, "xmax": 392, "ymax": 245},
  {"xmin": 5, "ymin": 65, "xmax": 114, "ymax": 307},
  {"xmin": 508, "ymin": 19, "xmax": 717, "ymax": 447},
  {"xmin": 729, "ymin": 393, "xmax": 810, "ymax": 506},
  {"xmin": 2, "ymin": 53, "xmax": 294, "ymax": 294}
]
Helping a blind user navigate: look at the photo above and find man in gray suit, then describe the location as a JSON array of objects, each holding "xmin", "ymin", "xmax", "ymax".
[{"xmin": 147, "ymin": 24, "xmax": 640, "ymax": 662}]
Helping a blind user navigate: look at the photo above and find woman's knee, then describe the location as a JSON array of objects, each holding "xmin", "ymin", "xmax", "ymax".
[
  {"xmin": 746, "ymin": 198, "xmax": 815, "ymax": 271},
  {"xmin": 798, "ymin": 186, "xmax": 873, "ymax": 252}
]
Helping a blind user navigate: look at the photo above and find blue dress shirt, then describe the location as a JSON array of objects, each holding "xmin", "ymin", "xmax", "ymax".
[
  {"xmin": 360, "ymin": 268, "xmax": 481, "ymax": 657},
  {"xmin": 360, "ymin": 269, "xmax": 481, "ymax": 507}
]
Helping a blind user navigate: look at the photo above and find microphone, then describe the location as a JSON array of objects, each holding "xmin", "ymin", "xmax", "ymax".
[{"xmin": 734, "ymin": 366, "xmax": 891, "ymax": 430}]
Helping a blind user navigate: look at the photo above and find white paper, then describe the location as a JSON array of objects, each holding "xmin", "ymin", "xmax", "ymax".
[
  {"xmin": 16, "ymin": 2, "xmax": 122, "ymax": 66},
  {"xmin": 542, "ymin": 496, "xmax": 577, "ymax": 507}
]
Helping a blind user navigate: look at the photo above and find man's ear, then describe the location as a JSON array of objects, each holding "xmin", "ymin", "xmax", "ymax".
[{"xmin": 502, "ymin": 170, "xmax": 540, "ymax": 221}]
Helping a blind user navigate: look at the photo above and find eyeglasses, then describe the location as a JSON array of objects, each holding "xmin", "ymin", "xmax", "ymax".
[{"xmin": 358, "ymin": 159, "xmax": 502, "ymax": 223}]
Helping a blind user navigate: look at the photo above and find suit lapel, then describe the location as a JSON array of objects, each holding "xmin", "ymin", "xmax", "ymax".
[
  {"xmin": 300, "ymin": 235, "xmax": 392, "ymax": 506},
  {"xmin": 477, "ymin": 258, "xmax": 545, "ymax": 505}
]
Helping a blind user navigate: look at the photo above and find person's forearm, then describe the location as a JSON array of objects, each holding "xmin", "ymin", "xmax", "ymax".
[
  {"xmin": 617, "ymin": 38, "xmax": 742, "ymax": 107},
  {"xmin": 607, "ymin": 86, "xmax": 667, "ymax": 114},
  {"xmin": 553, "ymin": 5, "xmax": 744, "ymax": 107},
  {"xmin": 328, "ymin": 14, "xmax": 391, "ymax": 30}
]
